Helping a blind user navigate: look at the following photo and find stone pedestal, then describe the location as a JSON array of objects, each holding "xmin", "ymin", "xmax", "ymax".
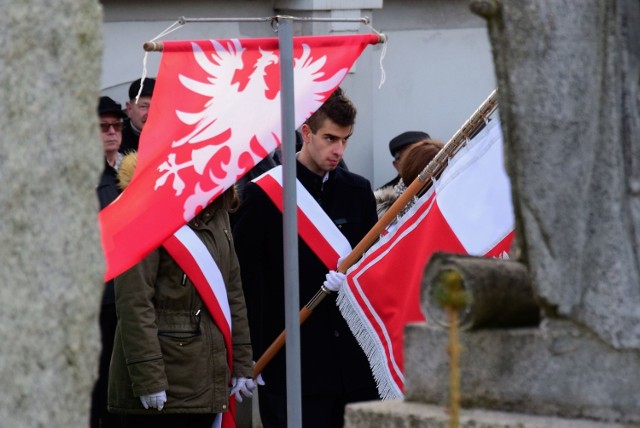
[
  {"xmin": 345, "ymin": 320, "xmax": 640, "ymax": 427},
  {"xmin": 403, "ymin": 321, "xmax": 640, "ymax": 424},
  {"xmin": 346, "ymin": 401, "xmax": 629, "ymax": 428}
]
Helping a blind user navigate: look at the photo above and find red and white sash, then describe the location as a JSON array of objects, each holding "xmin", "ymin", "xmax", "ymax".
[
  {"xmin": 162, "ymin": 225, "xmax": 234, "ymax": 428},
  {"xmin": 253, "ymin": 166, "xmax": 352, "ymax": 269}
]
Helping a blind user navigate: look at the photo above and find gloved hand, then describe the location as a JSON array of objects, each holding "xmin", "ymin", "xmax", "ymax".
[
  {"xmin": 230, "ymin": 377, "xmax": 257, "ymax": 403},
  {"xmin": 139, "ymin": 390, "xmax": 167, "ymax": 410},
  {"xmin": 255, "ymin": 372, "xmax": 266, "ymax": 387},
  {"xmin": 322, "ymin": 270, "xmax": 346, "ymax": 292},
  {"xmin": 252, "ymin": 361, "xmax": 266, "ymax": 387}
]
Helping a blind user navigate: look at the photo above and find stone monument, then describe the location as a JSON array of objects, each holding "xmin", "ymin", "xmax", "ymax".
[
  {"xmin": 0, "ymin": 1, "xmax": 104, "ymax": 426},
  {"xmin": 346, "ymin": 0, "xmax": 640, "ymax": 426}
]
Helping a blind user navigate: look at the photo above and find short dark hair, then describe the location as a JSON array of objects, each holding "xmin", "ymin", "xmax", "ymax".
[{"xmin": 304, "ymin": 87, "xmax": 356, "ymax": 132}]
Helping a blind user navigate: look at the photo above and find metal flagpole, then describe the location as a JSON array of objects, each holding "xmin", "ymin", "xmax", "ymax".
[{"xmin": 276, "ymin": 16, "xmax": 302, "ymax": 428}]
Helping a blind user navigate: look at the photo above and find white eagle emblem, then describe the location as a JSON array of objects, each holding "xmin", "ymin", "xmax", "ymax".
[{"xmin": 154, "ymin": 38, "xmax": 349, "ymax": 219}]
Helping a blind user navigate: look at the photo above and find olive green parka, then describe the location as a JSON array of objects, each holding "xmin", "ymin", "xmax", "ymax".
[{"xmin": 108, "ymin": 154, "xmax": 252, "ymax": 415}]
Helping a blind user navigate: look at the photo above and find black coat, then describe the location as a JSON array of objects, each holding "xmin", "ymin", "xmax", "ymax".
[
  {"xmin": 96, "ymin": 159, "xmax": 121, "ymax": 305},
  {"xmin": 119, "ymin": 119, "xmax": 140, "ymax": 154},
  {"xmin": 232, "ymin": 161, "xmax": 379, "ymax": 397},
  {"xmin": 97, "ymin": 159, "xmax": 120, "ymax": 211}
]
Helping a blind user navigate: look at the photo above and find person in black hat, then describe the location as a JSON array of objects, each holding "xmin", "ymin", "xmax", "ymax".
[
  {"xmin": 97, "ymin": 96, "xmax": 127, "ymax": 207},
  {"xmin": 119, "ymin": 77, "xmax": 156, "ymax": 154},
  {"xmin": 373, "ymin": 131, "xmax": 430, "ymax": 217},
  {"xmin": 91, "ymin": 96, "xmax": 126, "ymax": 428},
  {"xmin": 375, "ymin": 130, "xmax": 430, "ymax": 192}
]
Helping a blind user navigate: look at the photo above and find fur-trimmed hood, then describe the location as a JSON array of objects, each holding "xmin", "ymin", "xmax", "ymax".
[
  {"xmin": 374, "ymin": 185, "xmax": 400, "ymax": 219},
  {"xmin": 117, "ymin": 152, "xmax": 137, "ymax": 190}
]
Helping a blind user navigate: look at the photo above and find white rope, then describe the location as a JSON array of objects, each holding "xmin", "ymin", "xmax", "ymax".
[
  {"xmin": 135, "ymin": 20, "xmax": 185, "ymax": 103},
  {"xmin": 366, "ymin": 23, "xmax": 387, "ymax": 89}
]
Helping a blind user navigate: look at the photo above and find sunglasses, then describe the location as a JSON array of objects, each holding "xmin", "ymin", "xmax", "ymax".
[{"xmin": 99, "ymin": 122, "xmax": 123, "ymax": 133}]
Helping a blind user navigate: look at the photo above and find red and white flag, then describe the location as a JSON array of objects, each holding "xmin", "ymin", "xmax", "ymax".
[
  {"xmin": 337, "ymin": 114, "xmax": 514, "ymax": 399},
  {"xmin": 99, "ymin": 34, "xmax": 381, "ymax": 281}
]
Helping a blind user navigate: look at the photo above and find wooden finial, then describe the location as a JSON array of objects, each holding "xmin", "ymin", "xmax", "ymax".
[{"xmin": 143, "ymin": 41, "xmax": 164, "ymax": 52}]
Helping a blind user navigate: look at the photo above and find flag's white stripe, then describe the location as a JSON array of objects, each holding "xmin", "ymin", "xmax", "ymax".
[
  {"xmin": 173, "ymin": 225, "xmax": 231, "ymax": 330},
  {"xmin": 257, "ymin": 166, "xmax": 352, "ymax": 258},
  {"xmin": 435, "ymin": 117, "xmax": 514, "ymax": 254}
]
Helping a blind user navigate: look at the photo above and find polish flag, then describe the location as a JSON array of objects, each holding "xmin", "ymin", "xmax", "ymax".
[{"xmin": 337, "ymin": 115, "xmax": 514, "ymax": 399}]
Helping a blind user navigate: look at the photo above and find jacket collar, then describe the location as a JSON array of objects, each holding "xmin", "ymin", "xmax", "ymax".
[{"xmin": 296, "ymin": 160, "xmax": 342, "ymax": 207}]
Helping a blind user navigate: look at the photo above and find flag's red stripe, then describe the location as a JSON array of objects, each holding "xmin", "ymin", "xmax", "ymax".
[
  {"xmin": 347, "ymin": 196, "xmax": 467, "ymax": 391},
  {"xmin": 483, "ymin": 231, "xmax": 515, "ymax": 257},
  {"xmin": 345, "ymin": 197, "xmax": 436, "ymax": 389}
]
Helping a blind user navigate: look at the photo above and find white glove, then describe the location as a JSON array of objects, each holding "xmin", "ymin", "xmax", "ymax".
[
  {"xmin": 230, "ymin": 377, "xmax": 257, "ymax": 402},
  {"xmin": 139, "ymin": 390, "xmax": 167, "ymax": 410},
  {"xmin": 252, "ymin": 361, "xmax": 266, "ymax": 387},
  {"xmin": 323, "ymin": 270, "xmax": 346, "ymax": 292},
  {"xmin": 255, "ymin": 372, "xmax": 266, "ymax": 386}
]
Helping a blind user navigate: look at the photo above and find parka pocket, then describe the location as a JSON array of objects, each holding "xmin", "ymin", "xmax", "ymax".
[{"xmin": 156, "ymin": 311, "xmax": 208, "ymax": 400}]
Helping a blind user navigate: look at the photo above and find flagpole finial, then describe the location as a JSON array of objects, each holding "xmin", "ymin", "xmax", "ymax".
[{"xmin": 143, "ymin": 41, "xmax": 164, "ymax": 52}]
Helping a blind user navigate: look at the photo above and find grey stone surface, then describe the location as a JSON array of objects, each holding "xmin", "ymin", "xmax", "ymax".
[
  {"xmin": 345, "ymin": 400, "xmax": 632, "ymax": 428},
  {"xmin": 403, "ymin": 321, "xmax": 640, "ymax": 424},
  {"xmin": 0, "ymin": 2, "xmax": 104, "ymax": 427},
  {"xmin": 485, "ymin": 0, "xmax": 640, "ymax": 350}
]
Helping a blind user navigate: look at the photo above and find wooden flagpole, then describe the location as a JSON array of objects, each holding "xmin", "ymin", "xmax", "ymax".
[{"xmin": 253, "ymin": 89, "xmax": 499, "ymax": 378}]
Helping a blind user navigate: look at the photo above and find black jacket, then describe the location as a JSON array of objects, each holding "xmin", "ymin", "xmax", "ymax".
[
  {"xmin": 232, "ymin": 160, "xmax": 379, "ymax": 396},
  {"xmin": 96, "ymin": 158, "xmax": 121, "ymax": 305},
  {"xmin": 119, "ymin": 119, "xmax": 140, "ymax": 154},
  {"xmin": 97, "ymin": 159, "xmax": 120, "ymax": 211}
]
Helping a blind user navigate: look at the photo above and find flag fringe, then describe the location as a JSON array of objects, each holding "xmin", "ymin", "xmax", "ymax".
[
  {"xmin": 335, "ymin": 188, "xmax": 435, "ymax": 400},
  {"xmin": 336, "ymin": 287, "xmax": 404, "ymax": 400}
]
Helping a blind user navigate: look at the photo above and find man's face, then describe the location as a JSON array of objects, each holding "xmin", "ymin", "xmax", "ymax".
[
  {"xmin": 126, "ymin": 95, "xmax": 151, "ymax": 130},
  {"xmin": 299, "ymin": 119, "xmax": 352, "ymax": 176},
  {"xmin": 99, "ymin": 114, "xmax": 123, "ymax": 156}
]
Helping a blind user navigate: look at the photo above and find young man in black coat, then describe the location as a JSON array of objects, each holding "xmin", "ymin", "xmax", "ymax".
[{"xmin": 232, "ymin": 87, "xmax": 379, "ymax": 428}]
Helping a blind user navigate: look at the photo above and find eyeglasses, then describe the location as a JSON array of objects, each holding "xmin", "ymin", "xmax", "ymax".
[{"xmin": 99, "ymin": 122, "xmax": 123, "ymax": 133}]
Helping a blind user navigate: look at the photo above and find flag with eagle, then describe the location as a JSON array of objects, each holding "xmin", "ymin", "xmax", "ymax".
[{"xmin": 99, "ymin": 34, "xmax": 381, "ymax": 281}]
